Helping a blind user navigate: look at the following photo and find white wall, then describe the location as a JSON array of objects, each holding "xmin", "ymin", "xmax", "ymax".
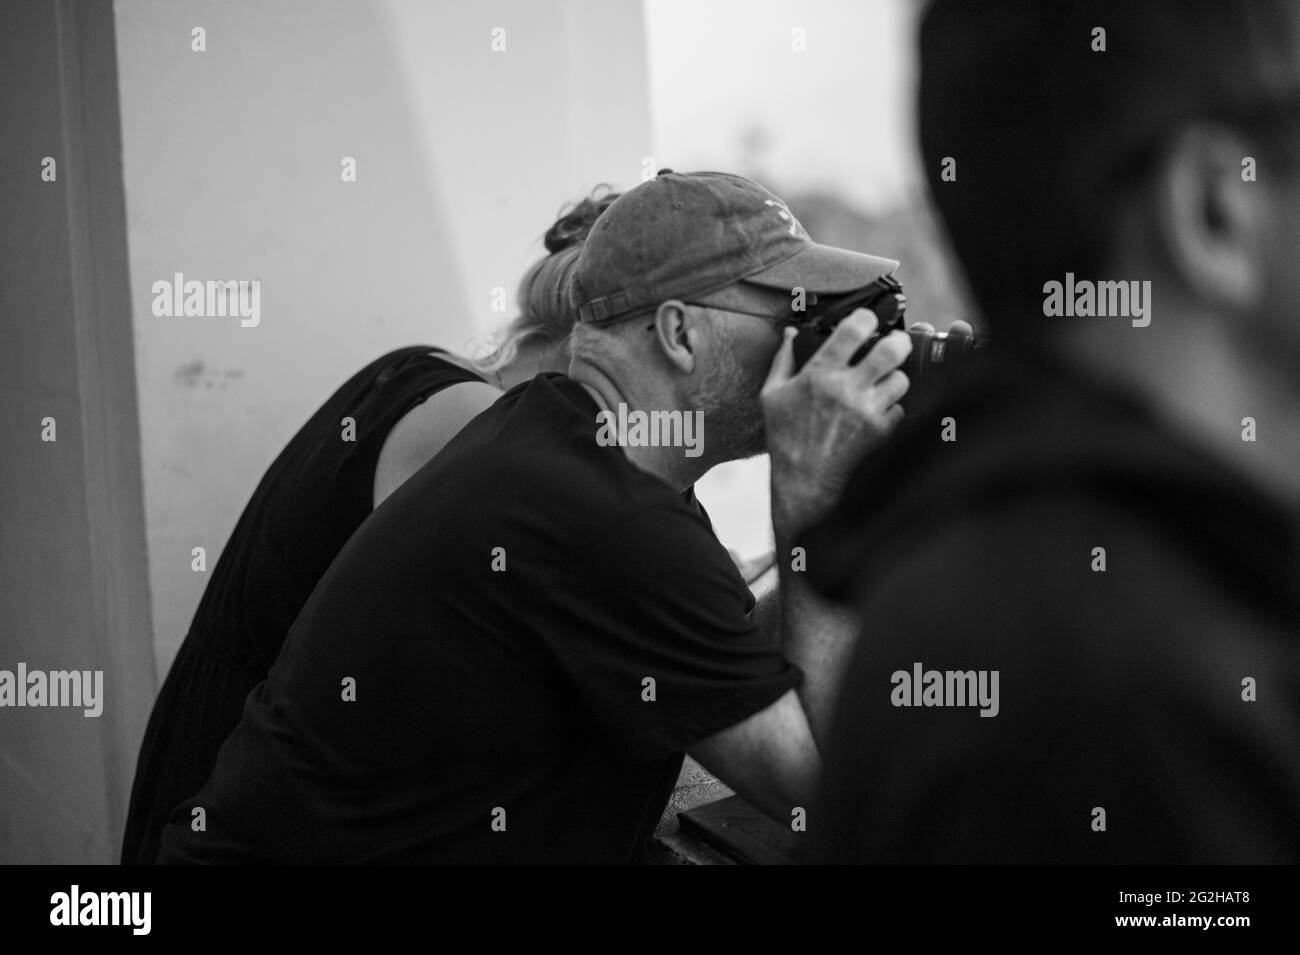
[
  {"xmin": 114, "ymin": 0, "xmax": 653, "ymax": 678},
  {"xmin": 1, "ymin": 0, "xmax": 154, "ymax": 864},
  {"xmin": 646, "ymin": 0, "xmax": 919, "ymax": 213}
]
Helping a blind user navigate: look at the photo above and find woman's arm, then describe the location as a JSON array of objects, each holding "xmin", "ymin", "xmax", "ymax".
[{"xmin": 372, "ymin": 381, "xmax": 503, "ymax": 507}]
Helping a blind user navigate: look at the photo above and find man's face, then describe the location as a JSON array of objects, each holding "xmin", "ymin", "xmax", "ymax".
[{"xmin": 683, "ymin": 282, "xmax": 793, "ymax": 461}]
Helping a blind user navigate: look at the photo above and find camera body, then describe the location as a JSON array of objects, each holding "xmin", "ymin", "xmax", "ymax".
[{"xmin": 790, "ymin": 274, "xmax": 982, "ymax": 410}]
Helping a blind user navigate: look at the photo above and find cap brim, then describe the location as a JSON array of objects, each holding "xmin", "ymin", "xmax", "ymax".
[{"xmin": 744, "ymin": 243, "xmax": 899, "ymax": 294}]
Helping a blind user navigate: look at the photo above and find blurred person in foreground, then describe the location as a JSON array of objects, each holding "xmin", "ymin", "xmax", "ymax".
[
  {"xmin": 159, "ymin": 170, "xmax": 916, "ymax": 863},
  {"xmin": 809, "ymin": 0, "xmax": 1300, "ymax": 863}
]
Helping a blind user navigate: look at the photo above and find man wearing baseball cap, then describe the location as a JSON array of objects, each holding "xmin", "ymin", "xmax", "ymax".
[{"xmin": 159, "ymin": 170, "xmax": 912, "ymax": 863}]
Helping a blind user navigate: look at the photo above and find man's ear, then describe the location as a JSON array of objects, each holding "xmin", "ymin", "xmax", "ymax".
[
  {"xmin": 650, "ymin": 300, "xmax": 699, "ymax": 373},
  {"xmin": 1157, "ymin": 123, "xmax": 1267, "ymax": 311}
]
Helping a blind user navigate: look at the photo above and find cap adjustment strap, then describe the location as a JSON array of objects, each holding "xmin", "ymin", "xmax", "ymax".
[{"xmin": 578, "ymin": 290, "xmax": 631, "ymax": 324}]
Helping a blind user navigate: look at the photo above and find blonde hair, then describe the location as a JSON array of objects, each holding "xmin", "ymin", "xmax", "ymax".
[{"xmin": 473, "ymin": 186, "xmax": 620, "ymax": 375}]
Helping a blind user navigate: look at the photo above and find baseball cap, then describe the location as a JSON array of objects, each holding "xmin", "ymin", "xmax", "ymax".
[{"xmin": 572, "ymin": 170, "xmax": 898, "ymax": 325}]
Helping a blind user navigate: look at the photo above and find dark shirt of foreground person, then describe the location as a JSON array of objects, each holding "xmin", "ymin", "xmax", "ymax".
[{"xmin": 804, "ymin": 347, "xmax": 1300, "ymax": 863}]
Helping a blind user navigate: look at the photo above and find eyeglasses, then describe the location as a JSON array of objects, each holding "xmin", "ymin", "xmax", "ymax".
[{"xmin": 644, "ymin": 300, "xmax": 796, "ymax": 332}]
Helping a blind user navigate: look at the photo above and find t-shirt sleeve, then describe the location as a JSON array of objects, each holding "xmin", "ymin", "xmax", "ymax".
[{"xmin": 542, "ymin": 502, "xmax": 801, "ymax": 762}]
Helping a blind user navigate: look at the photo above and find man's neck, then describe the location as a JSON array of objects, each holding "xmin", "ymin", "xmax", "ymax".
[
  {"xmin": 571, "ymin": 366, "xmax": 713, "ymax": 492},
  {"xmin": 1060, "ymin": 311, "xmax": 1300, "ymax": 510},
  {"xmin": 498, "ymin": 345, "xmax": 560, "ymax": 390}
]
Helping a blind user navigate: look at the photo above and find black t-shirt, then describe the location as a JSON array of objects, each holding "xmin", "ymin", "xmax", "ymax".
[
  {"xmin": 159, "ymin": 373, "xmax": 799, "ymax": 864},
  {"xmin": 122, "ymin": 346, "xmax": 486, "ymax": 865}
]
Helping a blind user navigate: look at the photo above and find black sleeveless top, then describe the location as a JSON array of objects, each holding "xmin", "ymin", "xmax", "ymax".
[{"xmin": 122, "ymin": 346, "xmax": 486, "ymax": 864}]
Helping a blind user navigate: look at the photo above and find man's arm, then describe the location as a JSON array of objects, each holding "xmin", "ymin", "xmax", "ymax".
[
  {"xmin": 748, "ymin": 566, "xmax": 859, "ymax": 749},
  {"xmin": 688, "ymin": 554, "xmax": 876, "ymax": 820},
  {"xmin": 688, "ymin": 315, "xmax": 911, "ymax": 817},
  {"xmin": 372, "ymin": 381, "xmax": 502, "ymax": 507},
  {"xmin": 763, "ymin": 315, "xmax": 910, "ymax": 745},
  {"xmin": 770, "ymin": 547, "xmax": 864, "ymax": 747},
  {"xmin": 687, "ymin": 688, "xmax": 819, "ymax": 822}
]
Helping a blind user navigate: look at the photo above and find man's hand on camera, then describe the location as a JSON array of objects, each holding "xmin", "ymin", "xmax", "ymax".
[{"xmin": 762, "ymin": 307, "xmax": 911, "ymax": 538}]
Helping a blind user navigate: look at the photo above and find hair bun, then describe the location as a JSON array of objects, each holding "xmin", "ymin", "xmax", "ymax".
[{"xmin": 543, "ymin": 185, "xmax": 619, "ymax": 253}]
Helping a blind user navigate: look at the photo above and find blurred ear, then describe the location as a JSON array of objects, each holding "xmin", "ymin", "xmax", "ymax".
[
  {"xmin": 650, "ymin": 300, "xmax": 700, "ymax": 373},
  {"xmin": 1156, "ymin": 123, "xmax": 1267, "ymax": 310}
]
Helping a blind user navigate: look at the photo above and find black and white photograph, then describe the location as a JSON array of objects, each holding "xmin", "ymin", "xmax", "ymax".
[{"xmin": 1, "ymin": 0, "xmax": 1296, "ymax": 936}]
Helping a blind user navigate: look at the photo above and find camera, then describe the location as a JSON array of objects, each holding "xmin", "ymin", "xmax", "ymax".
[{"xmin": 790, "ymin": 274, "xmax": 984, "ymax": 411}]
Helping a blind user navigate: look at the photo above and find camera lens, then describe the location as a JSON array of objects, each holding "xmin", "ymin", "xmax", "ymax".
[{"xmin": 903, "ymin": 324, "xmax": 981, "ymax": 410}]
